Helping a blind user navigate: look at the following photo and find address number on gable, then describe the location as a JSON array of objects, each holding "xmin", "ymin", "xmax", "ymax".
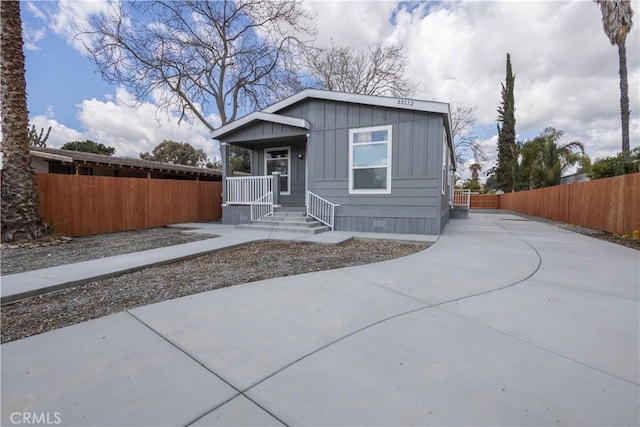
[{"xmin": 397, "ymin": 99, "xmax": 414, "ymax": 106}]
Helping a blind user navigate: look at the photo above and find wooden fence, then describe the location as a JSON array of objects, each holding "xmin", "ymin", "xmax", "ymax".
[
  {"xmin": 470, "ymin": 194, "xmax": 501, "ymax": 209},
  {"xmin": 37, "ymin": 174, "xmax": 222, "ymax": 237},
  {"xmin": 500, "ymin": 173, "xmax": 640, "ymax": 235}
]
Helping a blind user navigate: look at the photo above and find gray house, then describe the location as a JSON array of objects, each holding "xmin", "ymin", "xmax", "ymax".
[{"xmin": 212, "ymin": 89, "xmax": 455, "ymax": 235}]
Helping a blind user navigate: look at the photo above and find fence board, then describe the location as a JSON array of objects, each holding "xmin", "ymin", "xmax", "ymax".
[
  {"xmin": 36, "ymin": 174, "xmax": 222, "ymax": 236},
  {"xmin": 470, "ymin": 194, "xmax": 501, "ymax": 209},
  {"xmin": 500, "ymin": 173, "xmax": 639, "ymax": 235}
]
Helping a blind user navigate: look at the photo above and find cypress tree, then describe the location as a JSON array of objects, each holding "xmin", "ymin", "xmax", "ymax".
[{"xmin": 496, "ymin": 53, "xmax": 518, "ymax": 192}]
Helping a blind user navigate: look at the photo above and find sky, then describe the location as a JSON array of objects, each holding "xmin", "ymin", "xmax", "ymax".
[{"xmin": 20, "ymin": 0, "xmax": 640, "ymax": 180}]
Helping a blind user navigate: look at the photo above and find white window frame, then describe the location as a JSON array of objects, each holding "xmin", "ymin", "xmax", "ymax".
[
  {"xmin": 264, "ymin": 146, "xmax": 291, "ymax": 196},
  {"xmin": 348, "ymin": 125, "xmax": 392, "ymax": 195}
]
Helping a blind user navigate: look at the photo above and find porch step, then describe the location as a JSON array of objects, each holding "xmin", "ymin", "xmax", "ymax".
[
  {"xmin": 255, "ymin": 217, "xmax": 317, "ymax": 226},
  {"xmin": 237, "ymin": 208, "xmax": 330, "ymax": 234},
  {"xmin": 272, "ymin": 208, "xmax": 307, "ymax": 217},
  {"xmin": 237, "ymin": 222, "xmax": 330, "ymax": 234},
  {"xmin": 451, "ymin": 205, "xmax": 469, "ymax": 219}
]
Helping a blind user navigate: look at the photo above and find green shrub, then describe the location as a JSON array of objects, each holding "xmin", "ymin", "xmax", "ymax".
[{"xmin": 588, "ymin": 147, "xmax": 640, "ymax": 180}]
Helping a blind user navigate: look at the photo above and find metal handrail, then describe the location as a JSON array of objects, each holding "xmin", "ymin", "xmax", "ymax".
[
  {"xmin": 453, "ymin": 189, "xmax": 471, "ymax": 208},
  {"xmin": 250, "ymin": 191, "xmax": 273, "ymax": 221},
  {"xmin": 306, "ymin": 191, "xmax": 339, "ymax": 230},
  {"xmin": 226, "ymin": 176, "xmax": 273, "ymax": 205}
]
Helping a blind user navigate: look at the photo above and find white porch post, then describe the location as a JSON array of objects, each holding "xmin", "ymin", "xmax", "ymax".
[
  {"xmin": 272, "ymin": 171, "xmax": 281, "ymax": 207},
  {"xmin": 221, "ymin": 142, "xmax": 230, "ymax": 206}
]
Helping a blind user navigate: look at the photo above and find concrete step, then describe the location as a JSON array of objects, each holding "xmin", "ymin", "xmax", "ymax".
[
  {"xmin": 451, "ymin": 205, "xmax": 469, "ymax": 219},
  {"xmin": 272, "ymin": 210, "xmax": 307, "ymax": 217},
  {"xmin": 237, "ymin": 223, "xmax": 331, "ymax": 234},
  {"xmin": 253, "ymin": 218, "xmax": 319, "ymax": 227},
  {"xmin": 266, "ymin": 216, "xmax": 316, "ymax": 223},
  {"xmin": 239, "ymin": 208, "xmax": 330, "ymax": 234}
]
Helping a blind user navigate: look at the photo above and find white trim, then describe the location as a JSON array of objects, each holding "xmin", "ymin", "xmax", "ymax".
[
  {"xmin": 211, "ymin": 112, "xmax": 310, "ymax": 139},
  {"xmin": 264, "ymin": 89, "xmax": 449, "ymax": 116},
  {"xmin": 264, "ymin": 146, "xmax": 291, "ymax": 196},
  {"xmin": 307, "ymin": 191, "xmax": 339, "ymax": 230},
  {"xmin": 348, "ymin": 125, "xmax": 392, "ymax": 195},
  {"xmin": 442, "ymin": 131, "xmax": 448, "ymax": 195},
  {"xmin": 304, "ymin": 138, "xmax": 308, "ymax": 199},
  {"xmin": 29, "ymin": 150, "xmax": 73, "ymax": 163}
]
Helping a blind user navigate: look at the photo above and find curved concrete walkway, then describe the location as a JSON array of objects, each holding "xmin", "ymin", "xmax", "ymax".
[{"xmin": 1, "ymin": 213, "xmax": 638, "ymax": 426}]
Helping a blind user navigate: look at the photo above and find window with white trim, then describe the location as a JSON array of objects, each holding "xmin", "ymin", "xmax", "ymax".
[
  {"xmin": 349, "ymin": 125, "xmax": 392, "ymax": 194},
  {"xmin": 265, "ymin": 147, "xmax": 290, "ymax": 195}
]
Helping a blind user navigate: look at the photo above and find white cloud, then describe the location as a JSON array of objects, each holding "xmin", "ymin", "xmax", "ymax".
[
  {"xmin": 384, "ymin": 1, "xmax": 640, "ymax": 167},
  {"xmin": 30, "ymin": 87, "xmax": 220, "ymax": 161},
  {"xmin": 30, "ymin": 115, "xmax": 85, "ymax": 146},
  {"xmin": 23, "ymin": 25, "xmax": 46, "ymax": 51},
  {"xmin": 303, "ymin": 1, "xmax": 397, "ymax": 48},
  {"xmin": 48, "ymin": 0, "xmax": 112, "ymax": 54},
  {"xmin": 76, "ymin": 87, "xmax": 219, "ymax": 159},
  {"xmin": 26, "ymin": 2, "xmax": 47, "ymax": 21},
  {"xmin": 23, "ymin": 2, "xmax": 49, "ymax": 50}
]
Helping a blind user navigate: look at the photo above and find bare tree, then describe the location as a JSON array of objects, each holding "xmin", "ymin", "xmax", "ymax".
[
  {"xmin": 305, "ymin": 41, "xmax": 418, "ymax": 98},
  {"xmin": 450, "ymin": 103, "xmax": 486, "ymax": 168},
  {"xmin": 82, "ymin": 0, "xmax": 315, "ymax": 131}
]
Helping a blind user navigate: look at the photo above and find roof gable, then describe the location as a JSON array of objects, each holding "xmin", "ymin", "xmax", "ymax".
[
  {"xmin": 210, "ymin": 111, "xmax": 310, "ymax": 140},
  {"xmin": 263, "ymin": 89, "xmax": 450, "ymax": 116}
]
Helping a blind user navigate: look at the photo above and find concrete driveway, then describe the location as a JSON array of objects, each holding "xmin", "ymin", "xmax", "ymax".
[{"xmin": 1, "ymin": 213, "xmax": 638, "ymax": 426}]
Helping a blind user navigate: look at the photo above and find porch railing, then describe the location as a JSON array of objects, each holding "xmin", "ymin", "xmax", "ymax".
[
  {"xmin": 226, "ymin": 176, "xmax": 273, "ymax": 205},
  {"xmin": 307, "ymin": 191, "xmax": 339, "ymax": 231},
  {"xmin": 250, "ymin": 192, "xmax": 274, "ymax": 221},
  {"xmin": 453, "ymin": 189, "xmax": 471, "ymax": 208}
]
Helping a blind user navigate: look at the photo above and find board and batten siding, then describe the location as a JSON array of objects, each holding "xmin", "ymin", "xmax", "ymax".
[
  {"xmin": 222, "ymin": 121, "xmax": 307, "ymax": 145},
  {"xmin": 297, "ymin": 99, "xmax": 447, "ymax": 234},
  {"xmin": 222, "ymin": 205, "xmax": 250, "ymax": 225},
  {"xmin": 249, "ymin": 140, "xmax": 306, "ymax": 206}
]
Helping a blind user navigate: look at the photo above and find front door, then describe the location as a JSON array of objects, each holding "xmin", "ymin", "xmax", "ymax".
[{"xmin": 264, "ymin": 147, "xmax": 290, "ymax": 195}]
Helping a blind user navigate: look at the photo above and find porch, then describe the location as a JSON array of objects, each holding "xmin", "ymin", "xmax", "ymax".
[
  {"xmin": 451, "ymin": 189, "xmax": 471, "ymax": 219},
  {"xmin": 223, "ymin": 174, "xmax": 339, "ymax": 232}
]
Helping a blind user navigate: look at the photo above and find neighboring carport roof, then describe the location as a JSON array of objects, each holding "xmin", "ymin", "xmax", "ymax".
[
  {"xmin": 210, "ymin": 111, "xmax": 310, "ymax": 140},
  {"xmin": 30, "ymin": 147, "xmax": 222, "ymax": 178}
]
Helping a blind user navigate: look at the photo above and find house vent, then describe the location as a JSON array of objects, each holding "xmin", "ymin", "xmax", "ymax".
[{"xmin": 373, "ymin": 220, "xmax": 386, "ymax": 228}]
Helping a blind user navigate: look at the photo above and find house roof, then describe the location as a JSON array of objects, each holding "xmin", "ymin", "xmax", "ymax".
[
  {"xmin": 30, "ymin": 147, "xmax": 222, "ymax": 177},
  {"xmin": 210, "ymin": 111, "xmax": 309, "ymax": 140},
  {"xmin": 211, "ymin": 89, "xmax": 453, "ymax": 144},
  {"xmin": 264, "ymin": 89, "xmax": 451, "ymax": 116}
]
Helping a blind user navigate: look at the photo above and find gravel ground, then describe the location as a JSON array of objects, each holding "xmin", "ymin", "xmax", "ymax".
[
  {"xmin": 1, "ymin": 237, "xmax": 428, "ymax": 344},
  {"xmin": 1, "ymin": 228, "xmax": 211, "ymax": 275}
]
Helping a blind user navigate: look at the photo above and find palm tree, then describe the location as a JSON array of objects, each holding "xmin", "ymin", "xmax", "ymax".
[
  {"xmin": 469, "ymin": 162, "xmax": 482, "ymax": 182},
  {"xmin": 594, "ymin": 0, "xmax": 634, "ymax": 154},
  {"xmin": 1, "ymin": 0, "xmax": 46, "ymax": 241},
  {"xmin": 520, "ymin": 128, "xmax": 589, "ymax": 189}
]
